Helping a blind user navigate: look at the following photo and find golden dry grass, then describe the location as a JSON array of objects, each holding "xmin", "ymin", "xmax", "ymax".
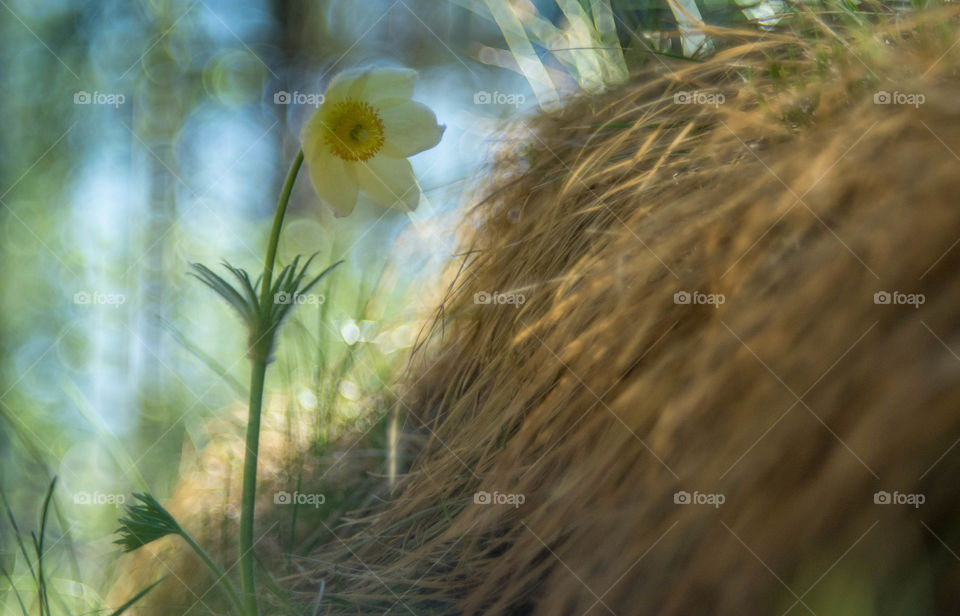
[{"xmin": 296, "ymin": 8, "xmax": 960, "ymax": 615}]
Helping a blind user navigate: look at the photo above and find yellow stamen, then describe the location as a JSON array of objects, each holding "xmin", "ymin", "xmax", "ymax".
[{"xmin": 323, "ymin": 99, "xmax": 385, "ymax": 162}]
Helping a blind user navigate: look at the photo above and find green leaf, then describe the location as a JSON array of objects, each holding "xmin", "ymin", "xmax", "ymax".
[
  {"xmin": 107, "ymin": 578, "xmax": 167, "ymax": 616},
  {"xmin": 222, "ymin": 261, "xmax": 262, "ymax": 315},
  {"xmin": 189, "ymin": 263, "xmax": 258, "ymax": 328},
  {"xmin": 115, "ymin": 493, "xmax": 182, "ymax": 552},
  {"xmin": 268, "ymin": 256, "xmax": 343, "ymax": 327}
]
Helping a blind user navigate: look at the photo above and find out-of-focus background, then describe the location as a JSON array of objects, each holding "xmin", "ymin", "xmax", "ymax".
[{"xmin": 0, "ymin": 0, "xmax": 781, "ymax": 610}]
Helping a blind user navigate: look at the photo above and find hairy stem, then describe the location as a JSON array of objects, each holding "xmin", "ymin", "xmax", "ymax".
[
  {"xmin": 260, "ymin": 150, "xmax": 304, "ymax": 311},
  {"xmin": 179, "ymin": 530, "xmax": 244, "ymax": 614},
  {"xmin": 239, "ymin": 150, "xmax": 304, "ymax": 616}
]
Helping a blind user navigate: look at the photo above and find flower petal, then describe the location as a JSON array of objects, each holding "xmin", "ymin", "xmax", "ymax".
[
  {"xmin": 356, "ymin": 155, "xmax": 420, "ymax": 211},
  {"xmin": 325, "ymin": 67, "xmax": 417, "ymax": 104},
  {"xmin": 378, "ymin": 99, "xmax": 446, "ymax": 158},
  {"xmin": 300, "ymin": 108, "xmax": 327, "ymax": 162},
  {"xmin": 306, "ymin": 150, "xmax": 359, "ymax": 217}
]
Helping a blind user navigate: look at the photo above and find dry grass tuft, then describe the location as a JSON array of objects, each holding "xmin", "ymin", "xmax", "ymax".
[
  {"xmin": 106, "ymin": 396, "xmax": 387, "ymax": 615},
  {"xmin": 299, "ymin": 8, "xmax": 960, "ymax": 615}
]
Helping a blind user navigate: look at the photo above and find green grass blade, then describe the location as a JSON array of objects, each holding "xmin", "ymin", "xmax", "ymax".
[
  {"xmin": 0, "ymin": 563, "xmax": 29, "ymax": 616},
  {"xmin": 1, "ymin": 491, "xmax": 37, "ymax": 586},
  {"xmin": 106, "ymin": 578, "xmax": 166, "ymax": 616},
  {"xmin": 35, "ymin": 478, "xmax": 56, "ymax": 616}
]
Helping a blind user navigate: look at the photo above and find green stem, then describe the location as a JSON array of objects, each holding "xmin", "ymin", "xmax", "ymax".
[
  {"xmin": 239, "ymin": 149, "xmax": 304, "ymax": 616},
  {"xmin": 179, "ymin": 530, "xmax": 244, "ymax": 614},
  {"xmin": 260, "ymin": 150, "xmax": 304, "ymax": 312}
]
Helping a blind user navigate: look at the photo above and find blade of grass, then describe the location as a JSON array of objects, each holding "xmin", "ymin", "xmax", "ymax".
[
  {"xmin": 107, "ymin": 578, "xmax": 167, "ymax": 616},
  {"xmin": 310, "ymin": 580, "xmax": 326, "ymax": 616},
  {"xmin": 1, "ymin": 491, "xmax": 38, "ymax": 586},
  {"xmin": 483, "ymin": 0, "xmax": 560, "ymax": 107},
  {"xmin": 590, "ymin": 0, "xmax": 630, "ymax": 78},
  {"xmin": 34, "ymin": 478, "xmax": 56, "ymax": 616},
  {"xmin": 0, "ymin": 563, "xmax": 29, "ymax": 616}
]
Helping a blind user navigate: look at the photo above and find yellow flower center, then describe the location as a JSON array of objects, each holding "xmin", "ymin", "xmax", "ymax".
[{"xmin": 323, "ymin": 99, "xmax": 386, "ymax": 162}]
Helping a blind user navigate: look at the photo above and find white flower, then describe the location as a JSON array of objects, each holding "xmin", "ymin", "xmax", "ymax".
[{"xmin": 300, "ymin": 67, "xmax": 445, "ymax": 217}]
